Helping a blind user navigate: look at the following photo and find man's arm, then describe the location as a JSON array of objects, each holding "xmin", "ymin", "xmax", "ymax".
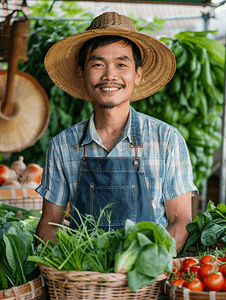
[
  {"xmin": 164, "ymin": 191, "xmax": 192, "ymax": 254},
  {"xmin": 35, "ymin": 198, "xmax": 66, "ymax": 243}
]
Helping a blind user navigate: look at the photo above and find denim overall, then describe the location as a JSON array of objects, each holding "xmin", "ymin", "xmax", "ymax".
[{"xmin": 71, "ymin": 109, "xmax": 156, "ymax": 231}]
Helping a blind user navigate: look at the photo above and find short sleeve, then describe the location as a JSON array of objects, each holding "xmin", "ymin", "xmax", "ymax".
[
  {"xmin": 35, "ymin": 138, "xmax": 69, "ymax": 207},
  {"xmin": 162, "ymin": 128, "xmax": 198, "ymax": 201}
]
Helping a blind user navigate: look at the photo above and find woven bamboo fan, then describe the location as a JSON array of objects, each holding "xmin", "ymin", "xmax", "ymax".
[
  {"xmin": 0, "ymin": 13, "xmax": 50, "ymax": 153},
  {"xmin": 0, "ymin": 70, "xmax": 50, "ymax": 152}
]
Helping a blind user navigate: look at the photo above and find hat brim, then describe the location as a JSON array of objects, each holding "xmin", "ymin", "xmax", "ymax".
[{"xmin": 44, "ymin": 28, "xmax": 176, "ymax": 101}]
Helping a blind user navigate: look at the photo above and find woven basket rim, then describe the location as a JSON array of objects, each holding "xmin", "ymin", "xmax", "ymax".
[
  {"xmin": 0, "ymin": 275, "xmax": 45, "ymax": 298},
  {"xmin": 165, "ymin": 279, "xmax": 226, "ymax": 297},
  {"xmin": 39, "ymin": 263, "xmax": 168, "ymax": 282}
]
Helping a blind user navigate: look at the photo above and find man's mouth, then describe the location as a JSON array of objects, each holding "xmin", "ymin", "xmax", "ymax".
[
  {"xmin": 94, "ymin": 82, "xmax": 126, "ymax": 91},
  {"xmin": 100, "ymin": 87, "xmax": 120, "ymax": 92}
]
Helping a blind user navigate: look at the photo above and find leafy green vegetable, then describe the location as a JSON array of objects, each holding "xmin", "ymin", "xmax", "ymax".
[
  {"xmin": 0, "ymin": 234, "xmax": 40, "ymax": 289},
  {"xmin": 28, "ymin": 208, "xmax": 175, "ymax": 291},
  {"xmin": 141, "ymin": 31, "xmax": 225, "ymax": 191},
  {"xmin": 178, "ymin": 200, "xmax": 226, "ymax": 256},
  {"xmin": 114, "ymin": 239, "xmax": 142, "ymax": 273},
  {"xmin": 0, "ymin": 221, "xmax": 34, "ymax": 247}
]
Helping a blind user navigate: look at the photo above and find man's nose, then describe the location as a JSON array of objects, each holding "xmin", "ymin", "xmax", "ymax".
[{"xmin": 101, "ymin": 65, "xmax": 117, "ymax": 80}]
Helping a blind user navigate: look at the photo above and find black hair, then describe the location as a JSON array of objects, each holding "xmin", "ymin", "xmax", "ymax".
[{"xmin": 78, "ymin": 35, "xmax": 142, "ymax": 71}]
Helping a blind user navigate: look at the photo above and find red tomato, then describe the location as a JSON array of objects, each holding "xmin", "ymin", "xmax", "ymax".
[
  {"xmin": 199, "ymin": 254, "xmax": 216, "ymax": 264},
  {"xmin": 185, "ymin": 277, "xmax": 203, "ymax": 291},
  {"xmin": 202, "ymin": 272, "xmax": 224, "ymax": 291},
  {"xmin": 219, "ymin": 263, "xmax": 226, "ymax": 276},
  {"xmin": 222, "ymin": 277, "xmax": 226, "ymax": 292},
  {"xmin": 171, "ymin": 277, "xmax": 186, "ymax": 288},
  {"xmin": 199, "ymin": 263, "xmax": 216, "ymax": 279},
  {"xmin": 217, "ymin": 257, "xmax": 225, "ymax": 262},
  {"xmin": 173, "ymin": 269, "xmax": 183, "ymax": 279},
  {"xmin": 181, "ymin": 258, "xmax": 199, "ymax": 273},
  {"xmin": 190, "ymin": 264, "xmax": 201, "ymax": 276},
  {"xmin": 172, "ymin": 260, "xmax": 181, "ymax": 271}
]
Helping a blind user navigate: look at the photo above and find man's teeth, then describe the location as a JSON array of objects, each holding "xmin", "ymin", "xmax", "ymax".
[{"xmin": 101, "ymin": 87, "xmax": 119, "ymax": 91}]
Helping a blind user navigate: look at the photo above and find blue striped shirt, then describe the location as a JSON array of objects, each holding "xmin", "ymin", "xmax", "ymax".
[{"xmin": 36, "ymin": 106, "xmax": 197, "ymax": 228}]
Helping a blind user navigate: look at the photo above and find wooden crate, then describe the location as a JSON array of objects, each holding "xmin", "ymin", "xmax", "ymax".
[{"xmin": 0, "ymin": 187, "xmax": 43, "ymax": 210}]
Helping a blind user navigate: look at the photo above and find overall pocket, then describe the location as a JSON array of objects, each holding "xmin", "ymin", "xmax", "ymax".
[{"xmin": 90, "ymin": 185, "xmax": 136, "ymax": 227}]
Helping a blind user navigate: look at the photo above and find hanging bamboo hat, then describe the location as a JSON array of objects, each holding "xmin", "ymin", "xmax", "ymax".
[
  {"xmin": 0, "ymin": 13, "xmax": 50, "ymax": 153},
  {"xmin": 44, "ymin": 12, "xmax": 176, "ymax": 102}
]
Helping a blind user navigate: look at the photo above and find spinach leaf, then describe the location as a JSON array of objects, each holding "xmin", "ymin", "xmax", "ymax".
[
  {"xmin": 201, "ymin": 223, "xmax": 226, "ymax": 246},
  {"xmin": 201, "ymin": 218, "xmax": 225, "ymax": 232},
  {"xmin": 216, "ymin": 204, "xmax": 226, "ymax": 214},
  {"xmin": 3, "ymin": 234, "xmax": 27, "ymax": 284},
  {"xmin": 0, "ymin": 265, "xmax": 8, "ymax": 290},
  {"xmin": 206, "ymin": 200, "xmax": 216, "ymax": 212},
  {"xmin": 197, "ymin": 212, "xmax": 212, "ymax": 231},
  {"xmin": 186, "ymin": 222, "xmax": 198, "ymax": 233}
]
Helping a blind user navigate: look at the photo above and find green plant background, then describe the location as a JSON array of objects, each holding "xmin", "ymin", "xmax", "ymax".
[{"xmin": 4, "ymin": 1, "xmax": 225, "ymax": 192}]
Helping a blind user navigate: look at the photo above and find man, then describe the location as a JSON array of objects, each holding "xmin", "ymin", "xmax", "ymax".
[{"xmin": 35, "ymin": 12, "xmax": 197, "ymax": 253}]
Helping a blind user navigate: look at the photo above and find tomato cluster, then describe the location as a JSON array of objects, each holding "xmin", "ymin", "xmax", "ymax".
[{"xmin": 171, "ymin": 254, "xmax": 226, "ymax": 292}]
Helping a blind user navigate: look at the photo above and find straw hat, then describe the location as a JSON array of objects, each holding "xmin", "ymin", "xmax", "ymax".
[
  {"xmin": 44, "ymin": 12, "xmax": 176, "ymax": 102},
  {"xmin": 0, "ymin": 70, "xmax": 50, "ymax": 153}
]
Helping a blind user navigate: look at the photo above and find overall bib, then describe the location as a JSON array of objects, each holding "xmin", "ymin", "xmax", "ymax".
[{"xmin": 71, "ymin": 109, "xmax": 156, "ymax": 231}]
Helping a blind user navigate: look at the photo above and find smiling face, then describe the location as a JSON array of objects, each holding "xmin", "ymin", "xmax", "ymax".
[{"xmin": 78, "ymin": 40, "xmax": 142, "ymax": 109}]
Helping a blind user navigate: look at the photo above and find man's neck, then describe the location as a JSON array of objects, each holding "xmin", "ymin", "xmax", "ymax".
[{"xmin": 93, "ymin": 103, "xmax": 130, "ymax": 152}]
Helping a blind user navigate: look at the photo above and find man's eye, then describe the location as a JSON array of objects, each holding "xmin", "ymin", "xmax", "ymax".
[
  {"xmin": 118, "ymin": 63, "xmax": 126, "ymax": 67},
  {"xmin": 93, "ymin": 63, "xmax": 103, "ymax": 67}
]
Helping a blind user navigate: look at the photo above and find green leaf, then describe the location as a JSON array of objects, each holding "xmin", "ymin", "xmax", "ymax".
[
  {"xmin": 197, "ymin": 212, "xmax": 212, "ymax": 231},
  {"xmin": 176, "ymin": 34, "xmax": 225, "ymax": 66},
  {"xmin": 201, "ymin": 223, "xmax": 226, "ymax": 246},
  {"xmin": 134, "ymin": 244, "xmax": 170, "ymax": 277},
  {"xmin": 96, "ymin": 235, "xmax": 110, "ymax": 250},
  {"xmin": 216, "ymin": 203, "xmax": 226, "ymax": 214},
  {"xmin": 0, "ymin": 266, "xmax": 8, "ymax": 289},
  {"xmin": 206, "ymin": 200, "xmax": 216, "ymax": 212},
  {"xmin": 3, "ymin": 234, "xmax": 27, "ymax": 283},
  {"xmin": 137, "ymin": 232, "xmax": 153, "ymax": 247},
  {"xmin": 127, "ymin": 269, "xmax": 156, "ymax": 292}
]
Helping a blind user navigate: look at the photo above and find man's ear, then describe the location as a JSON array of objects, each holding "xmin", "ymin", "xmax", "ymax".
[
  {"xmin": 78, "ymin": 66, "xmax": 85, "ymax": 84},
  {"xmin": 135, "ymin": 66, "xmax": 142, "ymax": 85}
]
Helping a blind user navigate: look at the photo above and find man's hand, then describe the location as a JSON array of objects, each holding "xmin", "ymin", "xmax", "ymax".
[
  {"xmin": 35, "ymin": 198, "xmax": 66, "ymax": 244},
  {"xmin": 165, "ymin": 192, "xmax": 192, "ymax": 254}
]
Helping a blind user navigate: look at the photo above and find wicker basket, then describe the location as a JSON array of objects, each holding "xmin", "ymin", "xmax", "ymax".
[
  {"xmin": 0, "ymin": 275, "xmax": 47, "ymax": 300},
  {"xmin": 0, "ymin": 188, "xmax": 42, "ymax": 210},
  {"xmin": 164, "ymin": 280, "xmax": 226, "ymax": 300},
  {"xmin": 164, "ymin": 257, "xmax": 226, "ymax": 300},
  {"xmin": 39, "ymin": 263, "xmax": 168, "ymax": 300}
]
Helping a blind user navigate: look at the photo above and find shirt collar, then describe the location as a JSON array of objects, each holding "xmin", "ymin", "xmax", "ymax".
[{"xmin": 80, "ymin": 108, "xmax": 132, "ymax": 147}]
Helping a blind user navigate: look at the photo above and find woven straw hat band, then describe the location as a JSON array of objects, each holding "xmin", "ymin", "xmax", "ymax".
[{"xmin": 86, "ymin": 12, "xmax": 137, "ymax": 32}]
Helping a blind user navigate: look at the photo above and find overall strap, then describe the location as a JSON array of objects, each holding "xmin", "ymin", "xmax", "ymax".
[{"xmin": 130, "ymin": 107, "xmax": 142, "ymax": 147}]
